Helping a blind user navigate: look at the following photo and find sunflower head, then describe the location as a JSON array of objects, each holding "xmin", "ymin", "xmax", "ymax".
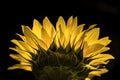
[{"xmin": 8, "ymin": 16, "xmax": 115, "ymax": 80}]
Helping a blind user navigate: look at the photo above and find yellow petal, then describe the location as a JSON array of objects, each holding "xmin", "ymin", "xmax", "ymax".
[
  {"xmin": 74, "ymin": 26, "xmax": 85, "ymax": 44},
  {"xmin": 70, "ymin": 24, "xmax": 85, "ymax": 47},
  {"xmin": 8, "ymin": 64, "xmax": 32, "ymax": 71},
  {"xmin": 89, "ymin": 54, "xmax": 115, "ymax": 66},
  {"xmin": 43, "ymin": 16, "xmax": 56, "ymax": 38},
  {"xmin": 32, "ymin": 19, "xmax": 42, "ymax": 39},
  {"xmin": 15, "ymin": 34, "xmax": 38, "ymax": 54},
  {"xmin": 72, "ymin": 16, "xmax": 78, "ymax": 29},
  {"xmin": 98, "ymin": 47, "xmax": 110, "ymax": 53},
  {"xmin": 51, "ymin": 27, "xmax": 56, "ymax": 39},
  {"xmin": 87, "ymin": 47, "xmax": 110, "ymax": 58},
  {"xmin": 56, "ymin": 16, "xmax": 66, "ymax": 33},
  {"xmin": 9, "ymin": 54, "xmax": 29, "ymax": 63},
  {"xmin": 41, "ymin": 28, "xmax": 52, "ymax": 48},
  {"xmin": 67, "ymin": 16, "xmax": 73, "ymax": 28},
  {"xmin": 58, "ymin": 26, "xmax": 65, "ymax": 47},
  {"xmin": 25, "ymin": 36, "xmax": 38, "ymax": 50},
  {"xmin": 74, "ymin": 31, "xmax": 86, "ymax": 51},
  {"xmin": 88, "ymin": 24, "xmax": 97, "ymax": 30},
  {"xmin": 74, "ymin": 38, "xmax": 83, "ymax": 51},
  {"xmin": 20, "ymin": 62, "xmax": 31, "ymax": 65},
  {"xmin": 22, "ymin": 26, "xmax": 48, "ymax": 50},
  {"xmin": 85, "ymin": 64, "xmax": 98, "ymax": 70},
  {"xmin": 11, "ymin": 39, "xmax": 25, "ymax": 50},
  {"xmin": 17, "ymin": 40, "xmax": 36, "ymax": 54},
  {"xmin": 85, "ymin": 28, "xmax": 100, "ymax": 45},
  {"xmin": 91, "ymin": 54, "xmax": 115, "ymax": 60},
  {"xmin": 83, "ymin": 43, "xmax": 104, "ymax": 57},
  {"xmin": 16, "ymin": 33, "xmax": 26, "ymax": 41},
  {"xmin": 67, "ymin": 16, "xmax": 78, "ymax": 36},
  {"xmin": 64, "ymin": 16, "xmax": 78, "ymax": 46},
  {"xmin": 56, "ymin": 16, "xmax": 71, "ymax": 48},
  {"xmin": 9, "ymin": 47, "xmax": 32, "ymax": 61},
  {"xmin": 67, "ymin": 16, "xmax": 78, "ymax": 29},
  {"xmin": 98, "ymin": 37, "xmax": 111, "ymax": 46},
  {"xmin": 89, "ymin": 68, "xmax": 108, "ymax": 77},
  {"xmin": 89, "ymin": 59, "xmax": 109, "ymax": 66},
  {"xmin": 22, "ymin": 26, "xmax": 38, "ymax": 49},
  {"xmin": 54, "ymin": 35, "xmax": 60, "ymax": 48}
]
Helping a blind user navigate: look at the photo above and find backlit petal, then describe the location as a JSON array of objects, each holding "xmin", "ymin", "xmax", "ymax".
[
  {"xmin": 32, "ymin": 19, "xmax": 42, "ymax": 39},
  {"xmin": 9, "ymin": 54, "xmax": 30, "ymax": 63},
  {"xmin": 43, "ymin": 17, "xmax": 56, "ymax": 38},
  {"xmin": 8, "ymin": 64, "xmax": 32, "ymax": 71},
  {"xmin": 70, "ymin": 24, "xmax": 85, "ymax": 47},
  {"xmin": 22, "ymin": 26, "xmax": 48, "ymax": 50},
  {"xmin": 9, "ymin": 47, "xmax": 32, "ymax": 61},
  {"xmin": 17, "ymin": 40, "xmax": 36, "ymax": 54},
  {"xmin": 98, "ymin": 37, "xmax": 111, "ymax": 46},
  {"xmin": 85, "ymin": 28, "xmax": 100, "ymax": 45},
  {"xmin": 41, "ymin": 28, "xmax": 52, "ymax": 48},
  {"xmin": 91, "ymin": 54, "xmax": 115, "ymax": 60},
  {"xmin": 83, "ymin": 43, "xmax": 104, "ymax": 57},
  {"xmin": 56, "ymin": 16, "xmax": 66, "ymax": 33},
  {"xmin": 89, "ymin": 68, "xmax": 108, "ymax": 77},
  {"xmin": 11, "ymin": 39, "xmax": 25, "ymax": 50}
]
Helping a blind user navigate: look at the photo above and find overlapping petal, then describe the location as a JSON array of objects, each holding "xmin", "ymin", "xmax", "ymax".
[{"xmin": 8, "ymin": 64, "xmax": 32, "ymax": 71}]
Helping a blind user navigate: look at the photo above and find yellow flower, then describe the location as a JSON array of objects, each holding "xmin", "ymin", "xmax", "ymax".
[{"xmin": 8, "ymin": 16, "xmax": 114, "ymax": 80}]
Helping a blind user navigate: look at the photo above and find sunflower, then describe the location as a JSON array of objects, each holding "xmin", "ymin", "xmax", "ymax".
[{"xmin": 8, "ymin": 16, "xmax": 114, "ymax": 80}]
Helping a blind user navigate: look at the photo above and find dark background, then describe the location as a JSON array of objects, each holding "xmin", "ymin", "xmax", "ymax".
[{"xmin": 0, "ymin": 0, "xmax": 120, "ymax": 80}]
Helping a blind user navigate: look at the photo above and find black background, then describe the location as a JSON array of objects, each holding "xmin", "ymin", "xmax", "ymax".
[{"xmin": 0, "ymin": 0, "xmax": 120, "ymax": 80}]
